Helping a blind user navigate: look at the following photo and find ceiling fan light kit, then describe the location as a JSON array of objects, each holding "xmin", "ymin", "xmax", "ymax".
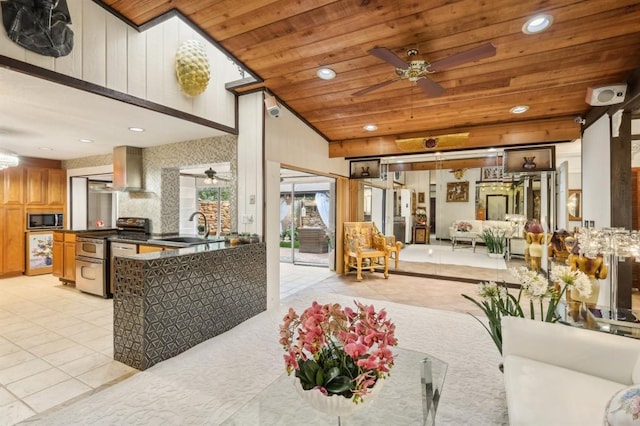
[{"xmin": 354, "ymin": 43, "xmax": 496, "ymax": 97}]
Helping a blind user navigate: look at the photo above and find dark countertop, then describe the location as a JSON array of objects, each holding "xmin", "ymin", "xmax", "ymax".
[
  {"xmin": 118, "ymin": 240, "xmax": 258, "ymax": 260},
  {"xmin": 53, "ymin": 228, "xmax": 117, "ymax": 234}
]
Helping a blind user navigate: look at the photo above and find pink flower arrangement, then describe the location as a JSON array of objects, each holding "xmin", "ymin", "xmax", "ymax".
[{"xmin": 279, "ymin": 300, "xmax": 397, "ymax": 403}]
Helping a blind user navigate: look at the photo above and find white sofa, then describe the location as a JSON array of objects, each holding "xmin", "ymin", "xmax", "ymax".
[
  {"xmin": 502, "ymin": 316, "xmax": 640, "ymax": 425},
  {"xmin": 448, "ymin": 219, "xmax": 514, "ymax": 251}
]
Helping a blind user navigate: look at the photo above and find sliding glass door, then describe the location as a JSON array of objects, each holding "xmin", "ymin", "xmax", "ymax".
[{"xmin": 279, "ymin": 168, "xmax": 335, "ymax": 268}]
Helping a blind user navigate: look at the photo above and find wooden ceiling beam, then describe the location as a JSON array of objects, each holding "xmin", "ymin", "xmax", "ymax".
[{"xmin": 329, "ymin": 118, "xmax": 579, "ymax": 158}]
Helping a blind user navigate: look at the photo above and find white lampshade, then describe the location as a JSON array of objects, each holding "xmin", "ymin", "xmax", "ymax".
[{"xmin": 0, "ymin": 149, "xmax": 19, "ymax": 169}]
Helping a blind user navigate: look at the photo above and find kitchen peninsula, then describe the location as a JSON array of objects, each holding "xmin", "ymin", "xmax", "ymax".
[{"xmin": 113, "ymin": 241, "xmax": 266, "ymax": 370}]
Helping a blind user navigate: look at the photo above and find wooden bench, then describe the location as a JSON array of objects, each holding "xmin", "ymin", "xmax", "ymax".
[{"xmin": 343, "ymin": 222, "xmax": 389, "ymax": 281}]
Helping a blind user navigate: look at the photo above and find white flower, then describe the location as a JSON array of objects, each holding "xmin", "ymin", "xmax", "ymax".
[
  {"xmin": 510, "ymin": 266, "xmax": 549, "ymax": 300},
  {"xmin": 572, "ymin": 273, "xmax": 592, "ymax": 298},
  {"xmin": 524, "ymin": 275, "xmax": 550, "ymax": 300},
  {"xmin": 550, "ymin": 264, "xmax": 592, "ymax": 298},
  {"xmin": 477, "ymin": 281, "xmax": 509, "ymax": 301}
]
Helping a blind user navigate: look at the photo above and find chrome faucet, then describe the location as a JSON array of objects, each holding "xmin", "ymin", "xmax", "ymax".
[{"xmin": 188, "ymin": 211, "xmax": 209, "ymax": 238}]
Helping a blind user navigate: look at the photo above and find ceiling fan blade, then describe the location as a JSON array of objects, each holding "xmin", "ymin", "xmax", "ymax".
[
  {"xmin": 429, "ymin": 43, "xmax": 496, "ymax": 72},
  {"xmin": 368, "ymin": 47, "xmax": 409, "ymax": 69},
  {"xmin": 352, "ymin": 78, "xmax": 400, "ymax": 96},
  {"xmin": 416, "ymin": 77, "xmax": 445, "ymax": 97}
]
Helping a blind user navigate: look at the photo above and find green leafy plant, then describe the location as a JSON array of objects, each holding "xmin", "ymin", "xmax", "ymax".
[
  {"xmin": 481, "ymin": 227, "xmax": 506, "ymax": 254},
  {"xmin": 279, "ymin": 301, "xmax": 397, "ymax": 403},
  {"xmin": 461, "ymin": 266, "xmax": 592, "ymax": 355}
]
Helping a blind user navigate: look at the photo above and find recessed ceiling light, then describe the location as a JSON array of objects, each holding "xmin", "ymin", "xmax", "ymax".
[
  {"xmin": 79, "ymin": 138, "xmax": 94, "ymax": 143},
  {"xmin": 316, "ymin": 67, "xmax": 336, "ymax": 80},
  {"xmin": 128, "ymin": 127, "xmax": 145, "ymax": 132},
  {"xmin": 38, "ymin": 146, "xmax": 53, "ymax": 151},
  {"xmin": 522, "ymin": 13, "xmax": 553, "ymax": 34},
  {"xmin": 487, "ymin": 147, "xmax": 497, "ymax": 152},
  {"xmin": 510, "ymin": 105, "xmax": 529, "ymax": 114},
  {"xmin": 363, "ymin": 124, "xmax": 377, "ymax": 132}
]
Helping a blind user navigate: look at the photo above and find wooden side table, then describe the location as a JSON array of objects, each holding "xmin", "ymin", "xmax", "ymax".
[{"xmin": 413, "ymin": 225, "xmax": 430, "ymax": 244}]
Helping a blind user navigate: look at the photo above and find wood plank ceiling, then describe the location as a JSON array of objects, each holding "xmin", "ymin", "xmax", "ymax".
[{"xmin": 97, "ymin": 0, "xmax": 640, "ymax": 162}]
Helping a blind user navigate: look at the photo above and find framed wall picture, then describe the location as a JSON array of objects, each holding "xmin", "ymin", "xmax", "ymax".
[
  {"xmin": 568, "ymin": 189, "xmax": 582, "ymax": 221},
  {"xmin": 446, "ymin": 181, "xmax": 469, "ymax": 202},
  {"xmin": 503, "ymin": 146, "xmax": 556, "ymax": 173},
  {"xmin": 418, "ymin": 192, "xmax": 425, "ymax": 204},
  {"xmin": 481, "ymin": 166, "xmax": 504, "ymax": 181}
]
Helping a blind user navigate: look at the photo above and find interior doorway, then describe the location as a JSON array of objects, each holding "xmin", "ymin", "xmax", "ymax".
[{"xmin": 279, "ymin": 168, "xmax": 336, "ymax": 269}]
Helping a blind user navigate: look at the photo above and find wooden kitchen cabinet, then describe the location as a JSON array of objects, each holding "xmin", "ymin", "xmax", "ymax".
[
  {"xmin": 138, "ymin": 244, "xmax": 165, "ymax": 253},
  {"xmin": 0, "ymin": 206, "xmax": 25, "ymax": 276},
  {"xmin": 26, "ymin": 168, "xmax": 47, "ymax": 205},
  {"xmin": 26, "ymin": 168, "xmax": 66, "ymax": 207},
  {"xmin": 52, "ymin": 231, "xmax": 76, "ymax": 282},
  {"xmin": 2, "ymin": 167, "xmax": 24, "ymax": 205},
  {"xmin": 47, "ymin": 169, "xmax": 66, "ymax": 207},
  {"xmin": 52, "ymin": 232, "xmax": 64, "ymax": 277}
]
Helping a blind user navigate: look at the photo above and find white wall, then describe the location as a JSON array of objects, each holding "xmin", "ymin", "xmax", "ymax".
[
  {"xmin": 582, "ymin": 115, "xmax": 611, "ymax": 228},
  {"xmin": 237, "ymin": 93, "xmax": 264, "ymax": 236},
  {"xmin": 261, "ymin": 95, "xmax": 349, "ymax": 309},
  {"xmin": 0, "ymin": 0, "xmax": 240, "ymax": 128},
  {"xmin": 265, "ymin": 101, "xmax": 348, "ymax": 176},
  {"xmin": 434, "ymin": 168, "xmax": 481, "ymax": 239}
]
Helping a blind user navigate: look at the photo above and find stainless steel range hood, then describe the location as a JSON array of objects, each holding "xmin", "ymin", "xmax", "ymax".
[{"xmin": 113, "ymin": 146, "xmax": 144, "ymax": 191}]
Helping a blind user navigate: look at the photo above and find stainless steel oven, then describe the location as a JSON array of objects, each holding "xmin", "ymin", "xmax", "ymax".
[{"xmin": 76, "ymin": 236, "xmax": 108, "ymax": 298}]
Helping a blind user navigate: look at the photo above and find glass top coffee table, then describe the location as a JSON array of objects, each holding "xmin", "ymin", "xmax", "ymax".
[{"xmin": 221, "ymin": 348, "xmax": 447, "ymax": 425}]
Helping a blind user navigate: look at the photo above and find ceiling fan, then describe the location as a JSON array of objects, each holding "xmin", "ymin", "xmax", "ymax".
[
  {"xmin": 203, "ymin": 167, "xmax": 229, "ymax": 184},
  {"xmin": 353, "ymin": 43, "xmax": 496, "ymax": 97}
]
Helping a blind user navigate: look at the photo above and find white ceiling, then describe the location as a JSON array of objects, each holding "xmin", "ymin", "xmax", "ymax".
[{"xmin": 0, "ymin": 67, "xmax": 230, "ymax": 161}]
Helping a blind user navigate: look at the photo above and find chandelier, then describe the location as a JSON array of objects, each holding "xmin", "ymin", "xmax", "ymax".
[{"xmin": 0, "ymin": 149, "xmax": 19, "ymax": 169}]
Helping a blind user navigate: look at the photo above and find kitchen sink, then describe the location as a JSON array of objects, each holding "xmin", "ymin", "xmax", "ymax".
[
  {"xmin": 156, "ymin": 236, "xmax": 211, "ymax": 243},
  {"xmin": 145, "ymin": 236, "xmax": 215, "ymax": 247}
]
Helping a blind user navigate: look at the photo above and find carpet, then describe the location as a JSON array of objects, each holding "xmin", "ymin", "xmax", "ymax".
[
  {"xmin": 400, "ymin": 243, "xmax": 508, "ymax": 270},
  {"xmin": 27, "ymin": 291, "xmax": 508, "ymax": 425}
]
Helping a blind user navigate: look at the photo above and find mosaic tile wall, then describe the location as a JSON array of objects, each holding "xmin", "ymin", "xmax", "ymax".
[
  {"xmin": 113, "ymin": 243, "xmax": 266, "ymax": 370},
  {"xmin": 119, "ymin": 135, "xmax": 238, "ymax": 235},
  {"xmin": 62, "ymin": 135, "xmax": 238, "ymax": 235}
]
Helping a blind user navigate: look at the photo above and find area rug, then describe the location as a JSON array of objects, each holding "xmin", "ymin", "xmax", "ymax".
[
  {"xmin": 27, "ymin": 291, "xmax": 508, "ymax": 425},
  {"xmin": 400, "ymin": 243, "xmax": 508, "ymax": 270}
]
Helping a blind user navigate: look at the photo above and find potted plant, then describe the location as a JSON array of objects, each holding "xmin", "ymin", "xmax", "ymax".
[
  {"xmin": 238, "ymin": 232, "xmax": 251, "ymax": 244},
  {"xmin": 481, "ymin": 227, "xmax": 506, "ymax": 258},
  {"xmin": 461, "ymin": 265, "xmax": 592, "ymax": 356},
  {"xmin": 279, "ymin": 300, "xmax": 397, "ymax": 415}
]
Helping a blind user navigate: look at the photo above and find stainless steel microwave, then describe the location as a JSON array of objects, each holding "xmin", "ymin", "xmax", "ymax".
[{"xmin": 27, "ymin": 213, "xmax": 64, "ymax": 230}]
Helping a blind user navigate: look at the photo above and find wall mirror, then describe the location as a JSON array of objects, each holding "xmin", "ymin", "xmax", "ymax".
[
  {"xmin": 567, "ymin": 189, "xmax": 581, "ymax": 221},
  {"xmin": 486, "ymin": 194, "xmax": 508, "ymax": 220}
]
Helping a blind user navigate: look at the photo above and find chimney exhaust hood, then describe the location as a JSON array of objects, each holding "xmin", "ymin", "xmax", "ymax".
[{"xmin": 113, "ymin": 146, "xmax": 144, "ymax": 191}]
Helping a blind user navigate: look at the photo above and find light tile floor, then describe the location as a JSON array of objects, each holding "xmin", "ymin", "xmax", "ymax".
[{"xmin": 0, "ymin": 275, "xmax": 137, "ymax": 426}]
